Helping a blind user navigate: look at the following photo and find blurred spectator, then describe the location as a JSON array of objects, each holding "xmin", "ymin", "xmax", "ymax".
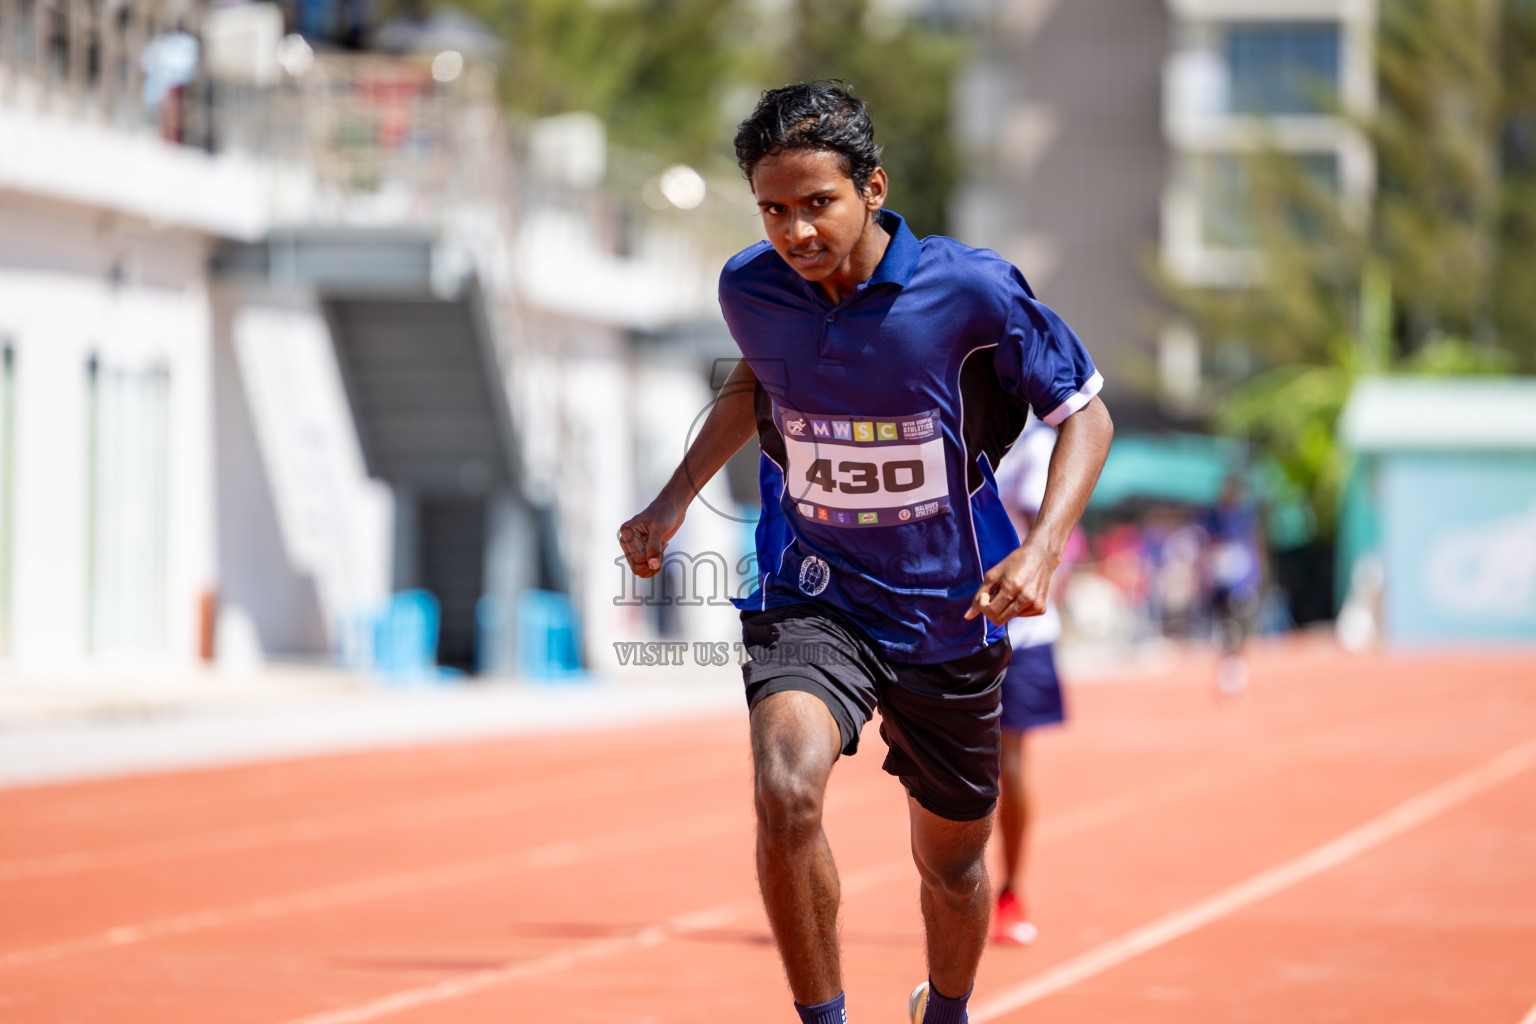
[
  {"xmin": 1204, "ymin": 473, "xmax": 1264, "ymax": 695},
  {"xmin": 1059, "ymin": 466, "xmax": 1290, "ymax": 661},
  {"xmin": 141, "ymin": 29, "xmax": 200, "ymax": 142},
  {"xmin": 988, "ymin": 416, "xmax": 1078, "ymax": 947},
  {"xmin": 1154, "ymin": 517, "xmax": 1207, "ymax": 639}
]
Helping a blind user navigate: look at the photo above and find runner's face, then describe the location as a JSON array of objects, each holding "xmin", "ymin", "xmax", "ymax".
[{"xmin": 750, "ymin": 149, "xmax": 888, "ymax": 299}]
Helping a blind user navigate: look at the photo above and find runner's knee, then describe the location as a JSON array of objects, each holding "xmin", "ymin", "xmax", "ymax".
[
  {"xmin": 754, "ymin": 756, "xmax": 827, "ymax": 843},
  {"xmin": 919, "ymin": 853, "xmax": 987, "ymax": 904},
  {"xmin": 913, "ymin": 836, "xmax": 989, "ymax": 904},
  {"xmin": 750, "ymin": 691, "xmax": 839, "ymax": 843}
]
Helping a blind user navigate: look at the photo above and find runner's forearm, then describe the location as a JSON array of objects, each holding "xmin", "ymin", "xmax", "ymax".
[
  {"xmin": 1026, "ymin": 398, "xmax": 1113, "ymax": 562},
  {"xmin": 656, "ymin": 359, "xmax": 759, "ymax": 510}
]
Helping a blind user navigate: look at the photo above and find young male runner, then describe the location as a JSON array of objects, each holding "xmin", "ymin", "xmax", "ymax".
[{"xmin": 618, "ymin": 82, "xmax": 1113, "ymax": 1024}]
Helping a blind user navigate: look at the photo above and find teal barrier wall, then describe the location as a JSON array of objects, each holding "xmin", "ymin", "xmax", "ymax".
[{"xmin": 1379, "ymin": 453, "xmax": 1536, "ymax": 643}]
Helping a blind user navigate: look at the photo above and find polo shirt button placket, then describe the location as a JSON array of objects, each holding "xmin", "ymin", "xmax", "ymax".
[{"xmin": 818, "ymin": 308, "xmax": 840, "ymax": 366}]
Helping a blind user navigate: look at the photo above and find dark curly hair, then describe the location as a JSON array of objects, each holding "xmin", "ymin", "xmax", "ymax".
[{"xmin": 734, "ymin": 81, "xmax": 883, "ymax": 195}]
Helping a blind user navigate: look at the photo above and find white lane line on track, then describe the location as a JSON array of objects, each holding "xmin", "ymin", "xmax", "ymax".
[
  {"xmin": 271, "ymin": 860, "xmax": 913, "ymax": 1024},
  {"xmin": 0, "ymin": 806, "xmax": 745, "ymax": 970},
  {"xmin": 280, "ymin": 725, "xmax": 1504, "ymax": 1024},
  {"xmin": 0, "ymin": 742, "xmax": 1311, "ymax": 973},
  {"xmin": 0, "ymin": 749, "xmax": 736, "ymax": 883},
  {"xmin": 0, "ymin": 670, "xmax": 1461, "ymax": 884},
  {"xmin": 972, "ymin": 736, "xmax": 1536, "ymax": 1022},
  {"xmin": 1518, "ymin": 998, "xmax": 1536, "ymax": 1024},
  {"xmin": 10, "ymin": 728, "xmax": 745, "ymax": 829},
  {"xmin": 272, "ymin": 734, "xmax": 1536, "ymax": 1024},
  {"xmin": 0, "ymin": 774, "xmax": 885, "ymax": 971}
]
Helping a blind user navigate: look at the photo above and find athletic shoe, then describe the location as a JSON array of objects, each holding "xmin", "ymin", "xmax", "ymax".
[
  {"xmin": 991, "ymin": 889, "xmax": 1038, "ymax": 946},
  {"xmin": 908, "ymin": 981, "xmax": 929, "ymax": 1024}
]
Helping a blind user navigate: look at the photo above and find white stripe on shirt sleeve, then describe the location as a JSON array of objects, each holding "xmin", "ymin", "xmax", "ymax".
[{"xmin": 1040, "ymin": 370, "xmax": 1105, "ymax": 427}]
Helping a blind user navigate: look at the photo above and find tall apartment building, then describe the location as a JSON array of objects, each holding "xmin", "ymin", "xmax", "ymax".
[{"xmin": 953, "ymin": 0, "xmax": 1375, "ymax": 425}]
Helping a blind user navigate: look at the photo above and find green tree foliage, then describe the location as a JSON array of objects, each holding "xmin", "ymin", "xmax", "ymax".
[
  {"xmin": 445, "ymin": 0, "xmax": 965, "ymax": 237},
  {"xmin": 457, "ymin": 0, "xmax": 745, "ymax": 164},
  {"xmin": 1166, "ymin": 0, "xmax": 1536, "ymax": 535},
  {"xmin": 776, "ymin": 0, "xmax": 965, "ymax": 238}
]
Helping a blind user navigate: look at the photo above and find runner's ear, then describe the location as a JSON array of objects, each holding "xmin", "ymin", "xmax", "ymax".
[{"xmin": 863, "ymin": 167, "xmax": 888, "ymax": 210}]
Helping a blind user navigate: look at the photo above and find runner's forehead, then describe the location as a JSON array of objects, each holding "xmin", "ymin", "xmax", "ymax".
[{"xmin": 750, "ymin": 151, "xmax": 851, "ymax": 202}]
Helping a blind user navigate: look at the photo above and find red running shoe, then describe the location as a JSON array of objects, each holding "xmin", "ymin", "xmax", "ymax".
[{"xmin": 992, "ymin": 889, "xmax": 1038, "ymax": 946}]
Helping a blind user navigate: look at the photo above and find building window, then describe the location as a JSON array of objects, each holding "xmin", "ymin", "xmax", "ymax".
[
  {"xmin": 1225, "ymin": 22, "xmax": 1341, "ymax": 116},
  {"xmin": 82, "ymin": 0, "xmax": 101, "ymax": 93},
  {"xmin": 85, "ymin": 356, "xmax": 171, "ymax": 655},
  {"xmin": 111, "ymin": 4, "xmax": 137, "ymax": 123},
  {"xmin": 45, "ymin": 0, "xmax": 66, "ymax": 80},
  {"xmin": 9, "ymin": 0, "xmax": 38, "ymax": 67},
  {"xmin": 1192, "ymin": 151, "xmax": 1340, "ymax": 248}
]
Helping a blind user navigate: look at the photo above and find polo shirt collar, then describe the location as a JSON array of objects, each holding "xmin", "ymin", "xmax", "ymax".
[{"xmin": 865, "ymin": 209, "xmax": 921, "ymax": 290}]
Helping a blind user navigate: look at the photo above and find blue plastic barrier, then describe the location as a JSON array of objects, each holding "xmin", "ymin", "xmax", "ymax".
[
  {"xmin": 516, "ymin": 589, "xmax": 584, "ymax": 680},
  {"xmin": 373, "ymin": 589, "xmax": 442, "ymax": 684}
]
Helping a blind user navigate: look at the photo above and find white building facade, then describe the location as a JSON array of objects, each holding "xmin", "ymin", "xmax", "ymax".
[{"xmin": 0, "ymin": 0, "xmax": 391, "ymax": 674}]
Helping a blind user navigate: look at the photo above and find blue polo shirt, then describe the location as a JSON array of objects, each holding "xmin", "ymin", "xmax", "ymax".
[{"xmin": 720, "ymin": 210, "xmax": 1103, "ymax": 664}]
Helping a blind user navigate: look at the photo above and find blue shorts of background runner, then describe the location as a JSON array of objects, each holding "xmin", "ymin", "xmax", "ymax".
[{"xmin": 1000, "ymin": 642, "xmax": 1065, "ymax": 731}]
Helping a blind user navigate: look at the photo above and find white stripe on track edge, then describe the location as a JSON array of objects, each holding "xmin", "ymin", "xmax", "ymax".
[
  {"xmin": 0, "ymin": 776, "xmax": 883, "ymax": 971},
  {"xmin": 272, "ymin": 860, "xmax": 911, "ymax": 1024},
  {"xmin": 0, "ymin": 748, "xmax": 736, "ymax": 883},
  {"xmin": 972, "ymin": 737, "xmax": 1536, "ymax": 1022},
  {"xmin": 0, "ymin": 808, "xmax": 741, "ymax": 970}
]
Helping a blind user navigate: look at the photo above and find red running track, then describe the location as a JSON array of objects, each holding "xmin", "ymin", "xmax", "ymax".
[{"xmin": 1, "ymin": 639, "xmax": 1534, "ymax": 1024}]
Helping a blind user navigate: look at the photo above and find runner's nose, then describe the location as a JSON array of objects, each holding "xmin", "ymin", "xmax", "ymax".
[{"xmin": 787, "ymin": 213, "xmax": 815, "ymax": 246}]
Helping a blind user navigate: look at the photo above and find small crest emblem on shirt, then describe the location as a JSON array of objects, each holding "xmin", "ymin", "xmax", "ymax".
[
  {"xmin": 798, "ymin": 555, "xmax": 831, "ymax": 596},
  {"xmin": 898, "ymin": 508, "xmax": 912, "ymax": 521}
]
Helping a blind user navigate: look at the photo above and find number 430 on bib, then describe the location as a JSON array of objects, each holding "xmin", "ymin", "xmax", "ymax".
[{"xmin": 804, "ymin": 458, "xmax": 925, "ymax": 495}]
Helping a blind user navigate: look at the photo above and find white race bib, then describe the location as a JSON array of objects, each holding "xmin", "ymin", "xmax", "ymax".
[{"xmin": 777, "ymin": 405, "xmax": 952, "ymax": 528}]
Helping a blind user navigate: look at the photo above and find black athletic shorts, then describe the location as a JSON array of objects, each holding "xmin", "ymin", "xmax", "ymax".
[{"xmin": 740, "ymin": 603, "xmax": 1009, "ymax": 822}]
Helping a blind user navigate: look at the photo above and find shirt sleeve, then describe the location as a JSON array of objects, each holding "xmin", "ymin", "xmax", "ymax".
[{"xmin": 994, "ymin": 267, "xmax": 1104, "ymax": 426}]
